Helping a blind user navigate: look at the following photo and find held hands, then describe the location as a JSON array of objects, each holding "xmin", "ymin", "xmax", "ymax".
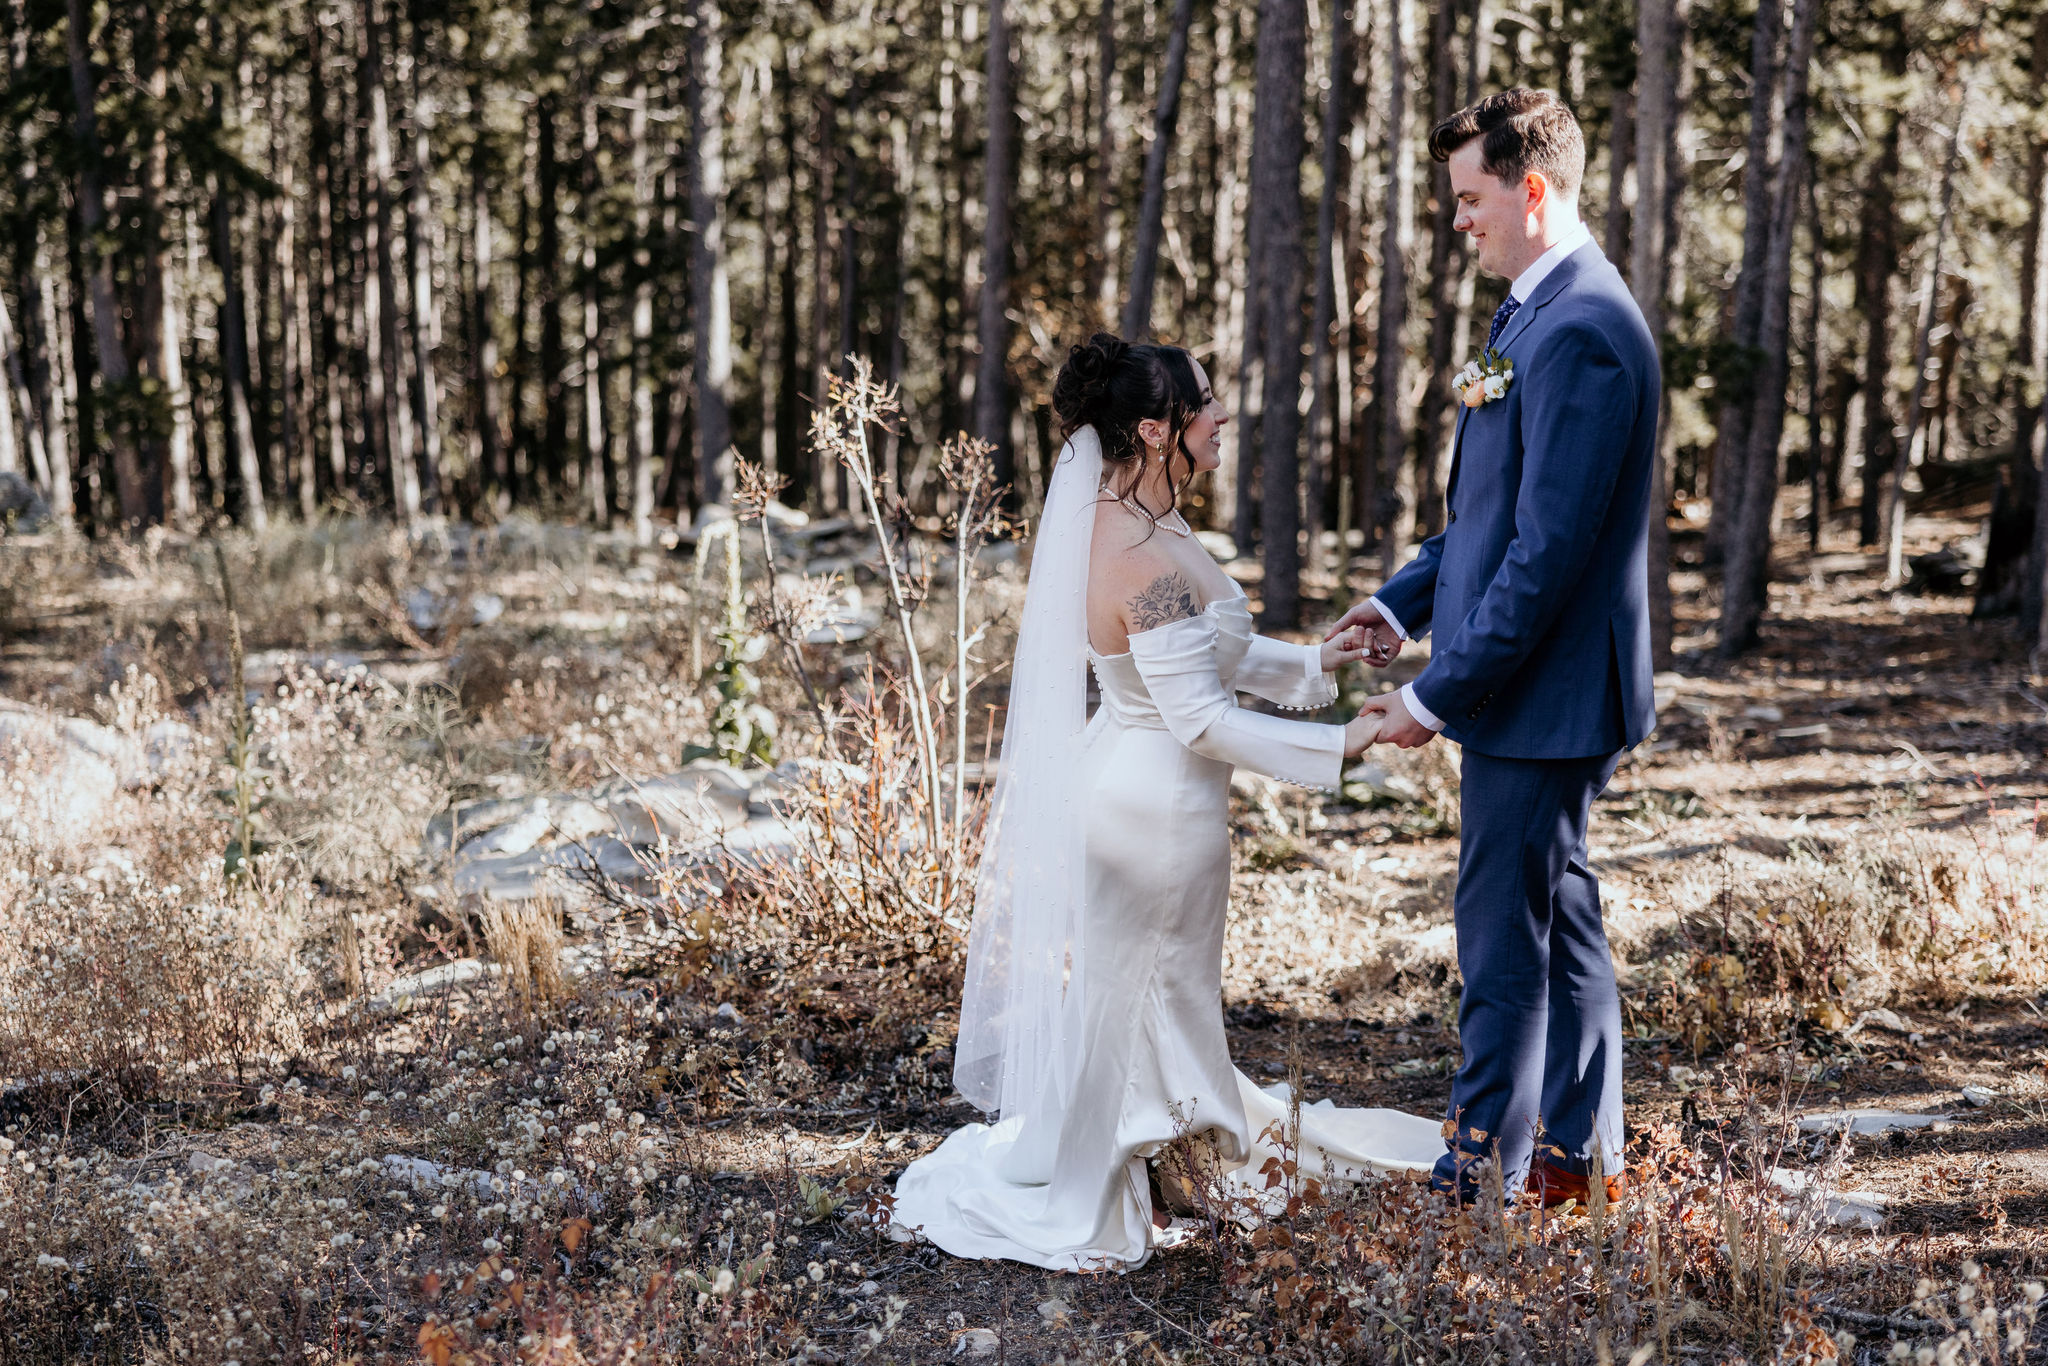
[
  {"xmin": 1357, "ymin": 689, "xmax": 1438, "ymax": 750},
  {"xmin": 1342, "ymin": 709, "xmax": 1385, "ymax": 758},
  {"xmin": 1319, "ymin": 625, "xmax": 1378, "ymax": 674},
  {"xmin": 1325, "ymin": 602, "xmax": 1403, "ymax": 668}
]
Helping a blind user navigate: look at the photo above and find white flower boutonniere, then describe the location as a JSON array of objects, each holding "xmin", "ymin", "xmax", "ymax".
[{"xmin": 1454, "ymin": 347, "xmax": 1514, "ymax": 408}]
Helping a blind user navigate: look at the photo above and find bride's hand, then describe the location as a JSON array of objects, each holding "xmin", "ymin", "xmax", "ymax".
[
  {"xmin": 1321, "ymin": 625, "xmax": 1374, "ymax": 674},
  {"xmin": 1343, "ymin": 708, "xmax": 1387, "ymax": 758}
]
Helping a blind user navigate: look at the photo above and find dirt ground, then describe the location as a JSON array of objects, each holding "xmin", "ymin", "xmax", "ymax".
[
  {"xmin": 666, "ymin": 504, "xmax": 2048, "ymax": 1361},
  {"xmin": 2, "ymin": 499, "xmax": 2044, "ymax": 1363}
]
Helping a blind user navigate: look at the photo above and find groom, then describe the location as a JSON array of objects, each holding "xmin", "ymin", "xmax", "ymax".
[{"xmin": 1330, "ymin": 89, "xmax": 1658, "ymax": 1205}]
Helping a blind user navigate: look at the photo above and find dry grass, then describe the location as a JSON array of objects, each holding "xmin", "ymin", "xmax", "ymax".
[{"xmin": 0, "ymin": 404, "xmax": 2044, "ymax": 1361}]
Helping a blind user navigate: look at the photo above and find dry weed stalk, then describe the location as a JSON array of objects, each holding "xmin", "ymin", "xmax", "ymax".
[
  {"xmin": 731, "ymin": 460, "xmax": 840, "ymax": 758},
  {"xmin": 937, "ymin": 432, "xmax": 1010, "ymax": 863},
  {"xmin": 810, "ymin": 360, "xmax": 945, "ymax": 850}
]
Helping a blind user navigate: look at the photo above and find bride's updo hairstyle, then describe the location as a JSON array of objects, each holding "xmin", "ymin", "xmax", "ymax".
[{"xmin": 1051, "ymin": 331, "xmax": 1205, "ymax": 527}]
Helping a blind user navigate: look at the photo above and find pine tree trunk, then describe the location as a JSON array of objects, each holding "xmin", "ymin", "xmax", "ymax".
[
  {"xmin": 535, "ymin": 88, "xmax": 567, "ymax": 495},
  {"xmin": 1414, "ymin": 0, "xmax": 1460, "ymax": 544},
  {"xmin": 0, "ymin": 293, "xmax": 24, "ymax": 477},
  {"xmin": 1091, "ymin": 0, "xmax": 1119, "ymax": 318},
  {"xmin": 13, "ymin": 227, "xmax": 74, "ymax": 522},
  {"xmin": 63, "ymin": 0, "xmax": 147, "ymax": 529},
  {"xmin": 1249, "ymin": 0, "xmax": 1308, "ymax": 625},
  {"xmin": 1996, "ymin": 10, "xmax": 2047, "ymax": 636},
  {"xmin": 272, "ymin": 124, "xmax": 311, "ymax": 521},
  {"xmin": 973, "ymin": 0, "xmax": 1015, "ymax": 489},
  {"xmin": 1702, "ymin": 0, "xmax": 1782, "ymax": 567},
  {"xmin": 134, "ymin": 4, "xmax": 175, "ymax": 523},
  {"xmin": 470, "ymin": 78, "xmax": 505, "ymax": 508},
  {"xmin": 64, "ymin": 204, "xmax": 104, "ymax": 529},
  {"xmin": 1119, "ymin": 0, "xmax": 1196, "ymax": 341},
  {"xmin": 628, "ymin": 80, "xmax": 657, "ymax": 543},
  {"xmin": 578, "ymin": 98, "xmax": 608, "ymax": 525},
  {"xmin": 1302, "ymin": 0, "xmax": 1354, "ymax": 575},
  {"xmin": 1718, "ymin": 0, "xmax": 1819, "ymax": 655},
  {"xmin": 686, "ymin": 0, "xmax": 733, "ymax": 511},
  {"xmin": 1853, "ymin": 36, "xmax": 1905, "ymax": 548},
  {"xmin": 308, "ymin": 8, "xmax": 349, "ymax": 500},
  {"xmin": 160, "ymin": 212, "xmax": 198, "ymax": 526},
  {"xmin": 1882, "ymin": 90, "xmax": 1964, "ymax": 586},
  {"xmin": 361, "ymin": 0, "xmax": 418, "ymax": 520},
  {"xmin": 1373, "ymin": 0, "xmax": 1415, "ymax": 577},
  {"xmin": 406, "ymin": 4, "xmax": 443, "ymax": 512},
  {"xmin": 1213, "ymin": 6, "xmax": 1251, "ymax": 541},
  {"xmin": 811, "ymin": 93, "xmax": 839, "ymax": 512},
  {"xmin": 1802, "ymin": 175, "xmax": 1826, "ymax": 552},
  {"xmin": 1604, "ymin": 86, "xmax": 1634, "ymax": 267},
  {"xmin": 775, "ymin": 52, "xmax": 807, "ymax": 504},
  {"xmin": 211, "ymin": 180, "xmax": 269, "ymax": 530},
  {"xmin": 1631, "ymin": 0, "xmax": 1676, "ymax": 665}
]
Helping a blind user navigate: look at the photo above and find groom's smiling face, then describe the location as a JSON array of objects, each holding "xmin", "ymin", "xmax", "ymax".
[{"xmin": 1447, "ymin": 142, "xmax": 1551, "ymax": 282}]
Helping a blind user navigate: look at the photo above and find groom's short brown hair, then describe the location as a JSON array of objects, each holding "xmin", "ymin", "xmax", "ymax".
[{"xmin": 1428, "ymin": 88, "xmax": 1585, "ymax": 200}]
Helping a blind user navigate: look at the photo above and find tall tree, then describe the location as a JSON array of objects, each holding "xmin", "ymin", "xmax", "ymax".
[
  {"xmin": 1118, "ymin": 0, "xmax": 1195, "ymax": 340},
  {"xmin": 627, "ymin": 79, "xmax": 656, "ymax": 543},
  {"xmin": 1702, "ymin": 0, "xmax": 1783, "ymax": 566},
  {"xmin": 362, "ymin": 0, "xmax": 420, "ymax": 520},
  {"xmin": 0, "ymin": 291, "xmax": 28, "ymax": 478},
  {"xmin": 1302, "ymin": 0, "xmax": 1354, "ymax": 574},
  {"xmin": 62, "ymin": 0, "xmax": 146, "ymax": 528},
  {"xmin": 972, "ymin": 0, "xmax": 1015, "ymax": 488},
  {"xmin": 686, "ymin": 0, "xmax": 732, "ymax": 511},
  {"xmin": 1372, "ymin": 0, "xmax": 1415, "ymax": 573},
  {"xmin": 1882, "ymin": 83, "xmax": 1966, "ymax": 585},
  {"xmin": 406, "ymin": 3, "xmax": 444, "ymax": 511},
  {"xmin": 1250, "ymin": 0, "xmax": 1309, "ymax": 626},
  {"xmin": 1414, "ymin": 0, "xmax": 1463, "ymax": 545},
  {"xmin": 1719, "ymin": 0, "xmax": 1821, "ymax": 654},
  {"xmin": 1853, "ymin": 32, "xmax": 1907, "ymax": 548},
  {"xmin": 1988, "ymin": 8, "xmax": 2047, "ymax": 632},
  {"xmin": 469, "ymin": 74, "xmax": 505, "ymax": 507},
  {"xmin": 1632, "ymin": 0, "xmax": 1678, "ymax": 666},
  {"xmin": 578, "ymin": 97, "xmax": 607, "ymax": 525},
  {"xmin": 213, "ymin": 176, "xmax": 270, "ymax": 530},
  {"xmin": 1091, "ymin": 0, "xmax": 1118, "ymax": 317}
]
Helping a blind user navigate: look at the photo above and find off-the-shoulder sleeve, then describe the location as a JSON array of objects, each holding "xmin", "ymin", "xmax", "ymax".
[
  {"xmin": 1128, "ymin": 616, "xmax": 1346, "ymax": 791},
  {"xmin": 1235, "ymin": 633, "xmax": 1338, "ymax": 711}
]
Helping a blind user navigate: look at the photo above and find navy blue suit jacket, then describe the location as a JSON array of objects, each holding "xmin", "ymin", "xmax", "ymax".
[{"xmin": 1377, "ymin": 242, "xmax": 1659, "ymax": 760}]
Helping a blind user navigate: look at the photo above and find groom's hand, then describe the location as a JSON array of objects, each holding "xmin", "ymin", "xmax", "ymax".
[
  {"xmin": 1362, "ymin": 690, "xmax": 1437, "ymax": 750},
  {"xmin": 1326, "ymin": 601, "xmax": 1402, "ymax": 668}
]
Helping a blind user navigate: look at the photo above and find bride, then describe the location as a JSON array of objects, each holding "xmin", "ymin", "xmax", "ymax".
[{"xmin": 888, "ymin": 333, "xmax": 1443, "ymax": 1271}]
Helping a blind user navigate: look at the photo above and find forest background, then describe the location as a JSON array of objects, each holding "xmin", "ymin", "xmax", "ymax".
[
  {"xmin": 4, "ymin": 0, "xmax": 2048, "ymax": 1360},
  {"xmin": 1, "ymin": 0, "xmax": 2044, "ymax": 661}
]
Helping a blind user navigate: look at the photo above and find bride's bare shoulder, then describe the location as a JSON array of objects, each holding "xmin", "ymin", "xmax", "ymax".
[{"xmin": 1091, "ymin": 512, "xmax": 1199, "ymax": 632}]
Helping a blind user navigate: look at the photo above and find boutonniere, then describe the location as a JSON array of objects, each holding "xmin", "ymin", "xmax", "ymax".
[{"xmin": 1453, "ymin": 348, "xmax": 1514, "ymax": 408}]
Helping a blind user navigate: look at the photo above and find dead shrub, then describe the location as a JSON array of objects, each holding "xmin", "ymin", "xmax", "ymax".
[
  {"xmin": 1644, "ymin": 806, "xmax": 2046, "ymax": 1053},
  {"xmin": 478, "ymin": 896, "xmax": 568, "ymax": 1008}
]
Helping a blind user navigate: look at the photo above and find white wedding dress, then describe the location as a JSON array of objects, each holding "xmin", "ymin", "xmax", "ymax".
[{"xmin": 890, "ymin": 587, "xmax": 1443, "ymax": 1271}]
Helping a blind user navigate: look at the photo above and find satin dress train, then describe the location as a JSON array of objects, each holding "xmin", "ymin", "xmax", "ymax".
[{"xmin": 890, "ymin": 595, "xmax": 1441, "ymax": 1271}]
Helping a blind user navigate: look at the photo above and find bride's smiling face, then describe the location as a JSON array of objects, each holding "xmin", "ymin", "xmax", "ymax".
[{"xmin": 1179, "ymin": 359, "xmax": 1228, "ymax": 474}]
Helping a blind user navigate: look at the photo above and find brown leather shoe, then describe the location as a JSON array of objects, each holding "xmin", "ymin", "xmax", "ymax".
[{"xmin": 1530, "ymin": 1158, "xmax": 1624, "ymax": 1208}]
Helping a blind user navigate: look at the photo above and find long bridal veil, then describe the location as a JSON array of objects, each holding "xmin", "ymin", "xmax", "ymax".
[{"xmin": 951, "ymin": 425, "xmax": 1104, "ymax": 1129}]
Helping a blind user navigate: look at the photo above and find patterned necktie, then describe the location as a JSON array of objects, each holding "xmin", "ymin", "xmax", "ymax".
[{"xmin": 1487, "ymin": 295, "xmax": 1523, "ymax": 350}]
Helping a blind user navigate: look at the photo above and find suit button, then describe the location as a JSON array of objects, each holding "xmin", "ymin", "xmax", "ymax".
[{"xmin": 1448, "ymin": 510, "xmax": 1458, "ymax": 524}]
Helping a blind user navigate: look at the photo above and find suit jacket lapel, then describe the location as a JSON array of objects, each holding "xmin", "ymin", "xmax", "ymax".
[
  {"xmin": 1443, "ymin": 243, "xmax": 1602, "ymax": 511},
  {"xmin": 1447, "ymin": 405, "xmax": 1472, "ymax": 503},
  {"xmin": 1490, "ymin": 241, "xmax": 1600, "ymax": 356}
]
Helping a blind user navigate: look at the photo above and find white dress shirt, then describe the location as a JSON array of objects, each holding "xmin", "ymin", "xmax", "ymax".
[{"xmin": 1372, "ymin": 218, "xmax": 1595, "ymax": 734}]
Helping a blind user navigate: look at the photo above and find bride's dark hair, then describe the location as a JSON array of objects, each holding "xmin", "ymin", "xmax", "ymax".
[{"xmin": 1051, "ymin": 332, "xmax": 1205, "ymax": 527}]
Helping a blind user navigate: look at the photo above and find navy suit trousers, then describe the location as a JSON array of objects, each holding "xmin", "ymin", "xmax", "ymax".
[{"xmin": 1431, "ymin": 748, "xmax": 1625, "ymax": 1197}]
